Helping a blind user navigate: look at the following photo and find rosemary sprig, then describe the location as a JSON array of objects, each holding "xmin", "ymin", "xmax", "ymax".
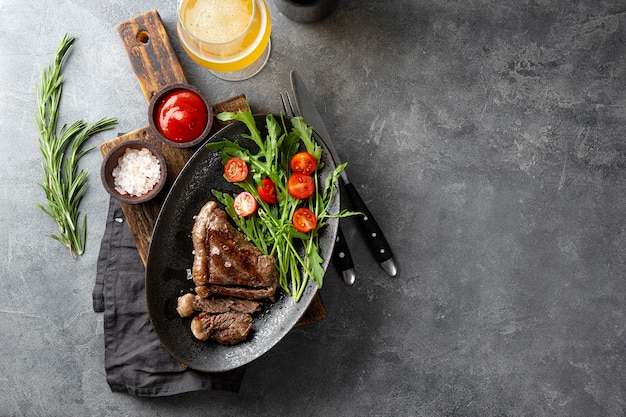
[{"xmin": 34, "ymin": 34, "xmax": 117, "ymax": 258}]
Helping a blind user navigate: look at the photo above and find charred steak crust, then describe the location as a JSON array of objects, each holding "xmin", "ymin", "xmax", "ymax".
[
  {"xmin": 183, "ymin": 200, "xmax": 279, "ymax": 345},
  {"xmin": 207, "ymin": 227, "xmax": 278, "ymax": 287},
  {"xmin": 192, "ymin": 200, "xmax": 278, "ymax": 291},
  {"xmin": 191, "ymin": 201, "xmax": 220, "ymax": 286}
]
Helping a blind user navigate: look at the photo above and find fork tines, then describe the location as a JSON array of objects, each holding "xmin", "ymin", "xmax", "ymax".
[{"xmin": 280, "ymin": 91, "xmax": 296, "ymax": 117}]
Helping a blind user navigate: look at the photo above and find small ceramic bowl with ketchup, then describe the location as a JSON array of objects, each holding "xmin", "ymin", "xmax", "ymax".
[{"xmin": 149, "ymin": 83, "xmax": 213, "ymax": 148}]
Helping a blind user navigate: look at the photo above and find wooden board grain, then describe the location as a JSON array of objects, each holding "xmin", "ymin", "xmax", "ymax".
[
  {"xmin": 102, "ymin": 9, "xmax": 325, "ymax": 326},
  {"xmin": 116, "ymin": 9, "xmax": 187, "ymax": 101}
]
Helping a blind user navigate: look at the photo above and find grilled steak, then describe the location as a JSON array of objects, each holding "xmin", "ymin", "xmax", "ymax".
[
  {"xmin": 191, "ymin": 200, "xmax": 277, "ymax": 293},
  {"xmin": 177, "ymin": 293, "xmax": 263, "ymax": 318},
  {"xmin": 191, "ymin": 201, "xmax": 221, "ymax": 286},
  {"xmin": 207, "ymin": 229, "xmax": 277, "ymax": 287},
  {"xmin": 195, "ymin": 283, "xmax": 278, "ymax": 301},
  {"xmin": 183, "ymin": 200, "xmax": 279, "ymax": 346},
  {"xmin": 191, "ymin": 312, "xmax": 253, "ymax": 345}
]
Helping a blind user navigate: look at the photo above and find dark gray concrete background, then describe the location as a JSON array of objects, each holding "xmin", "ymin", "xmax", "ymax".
[{"xmin": 1, "ymin": 0, "xmax": 625, "ymax": 415}]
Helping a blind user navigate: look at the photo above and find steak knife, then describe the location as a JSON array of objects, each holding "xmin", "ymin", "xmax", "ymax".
[
  {"xmin": 333, "ymin": 226, "xmax": 356, "ymax": 285},
  {"xmin": 290, "ymin": 70, "xmax": 398, "ymax": 277}
]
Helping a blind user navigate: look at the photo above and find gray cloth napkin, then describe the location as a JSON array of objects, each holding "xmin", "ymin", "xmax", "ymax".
[{"xmin": 92, "ymin": 197, "xmax": 245, "ymax": 396}]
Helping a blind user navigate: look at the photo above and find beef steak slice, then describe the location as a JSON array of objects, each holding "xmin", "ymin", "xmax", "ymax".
[
  {"xmin": 191, "ymin": 200, "xmax": 278, "ymax": 298},
  {"xmin": 191, "ymin": 312, "xmax": 253, "ymax": 345},
  {"xmin": 177, "ymin": 293, "xmax": 263, "ymax": 318}
]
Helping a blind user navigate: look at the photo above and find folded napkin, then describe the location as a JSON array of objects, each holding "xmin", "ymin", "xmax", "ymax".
[{"xmin": 92, "ymin": 197, "xmax": 246, "ymax": 396}]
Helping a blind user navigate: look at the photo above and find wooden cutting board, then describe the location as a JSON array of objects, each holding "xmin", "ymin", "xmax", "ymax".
[{"xmin": 100, "ymin": 10, "xmax": 326, "ymax": 326}]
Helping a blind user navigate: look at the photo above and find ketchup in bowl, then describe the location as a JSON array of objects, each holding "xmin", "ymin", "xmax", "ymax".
[{"xmin": 155, "ymin": 89, "xmax": 209, "ymax": 143}]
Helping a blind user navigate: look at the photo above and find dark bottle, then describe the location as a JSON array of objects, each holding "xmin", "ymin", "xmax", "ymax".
[{"xmin": 273, "ymin": 0, "xmax": 339, "ymax": 23}]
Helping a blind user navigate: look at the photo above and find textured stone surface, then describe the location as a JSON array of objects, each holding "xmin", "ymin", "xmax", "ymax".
[{"xmin": 1, "ymin": 0, "xmax": 625, "ymax": 415}]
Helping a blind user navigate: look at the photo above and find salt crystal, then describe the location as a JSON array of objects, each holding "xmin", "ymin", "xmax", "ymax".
[{"xmin": 112, "ymin": 147, "xmax": 161, "ymax": 197}]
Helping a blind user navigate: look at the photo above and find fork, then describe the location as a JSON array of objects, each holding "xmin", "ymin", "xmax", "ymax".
[{"xmin": 280, "ymin": 91, "xmax": 356, "ymax": 286}]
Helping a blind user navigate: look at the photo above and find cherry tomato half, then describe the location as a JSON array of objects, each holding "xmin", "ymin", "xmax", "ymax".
[
  {"xmin": 257, "ymin": 178, "xmax": 278, "ymax": 204},
  {"xmin": 233, "ymin": 192, "xmax": 257, "ymax": 217},
  {"xmin": 224, "ymin": 157, "xmax": 248, "ymax": 182},
  {"xmin": 290, "ymin": 152, "xmax": 317, "ymax": 175},
  {"xmin": 155, "ymin": 89, "xmax": 208, "ymax": 143},
  {"xmin": 287, "ymin": 173, "xmax": 315, "ymax": 199},
  {"xmin": 292, "ymin": 207, "xmax": 317, "ymax": 233}
]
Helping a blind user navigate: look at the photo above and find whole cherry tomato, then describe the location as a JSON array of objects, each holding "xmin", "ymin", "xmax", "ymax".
[
  {"xmin": 224, "ymin": 157, "xmax": 248, "ymax": 182},
  {"xmin": 233, "ymin": 192, "xmax": 257, "ymax": 217},
  {"xmin": 287, "ymin": 173, "xmax": 315, "ymax": 199},
  {"xmin": 155, "ymin": 89, "xmax": 208, "ymax": 143},
  {"xmin": 292, "ymin": 207, "xmax": 317, "ymax": 233},
  {"xmin": 257, "ymin": 178, "xmax": 278, "ymax": 204},
  {"xmin": 290, "ymin": 152, "xmax": 317, "ymax": 175}
]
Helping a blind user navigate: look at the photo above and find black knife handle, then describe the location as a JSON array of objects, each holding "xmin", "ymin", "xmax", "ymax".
[
  {"xmin": 333, "ymin": 226, "xmax": 354, "ymax": 274},
  {"xmin": 344, "ymin": 182, "xmax": 393, "ymax": 264}
]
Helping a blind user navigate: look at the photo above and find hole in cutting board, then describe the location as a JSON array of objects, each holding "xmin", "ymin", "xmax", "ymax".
[{"xmin": 136, "ymin": 30, "xmax": 150, "ymax": 44}]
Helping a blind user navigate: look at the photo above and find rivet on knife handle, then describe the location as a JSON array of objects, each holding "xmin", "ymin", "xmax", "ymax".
[
  {"xmin": 344, "ymin": 182, "xmax": 397, "ymax": 276},
  {"xmin": 333, "ymin": 227, "xmax": 356, "ymax": 285}
]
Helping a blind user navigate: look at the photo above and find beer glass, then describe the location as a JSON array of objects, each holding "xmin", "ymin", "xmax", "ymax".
[{"xmin": 177, "ymin": 0, "xmax": 272, "ymax": 81}]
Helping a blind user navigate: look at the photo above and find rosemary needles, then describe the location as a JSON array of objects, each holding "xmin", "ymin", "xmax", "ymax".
[{"xmin": 35, "ymin": 34, "xmax": 117, "ymax": 258}]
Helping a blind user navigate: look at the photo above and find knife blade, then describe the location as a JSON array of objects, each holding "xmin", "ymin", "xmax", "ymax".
[{"xmin": 290, "ymin": 70, "xmax": 398, "ymax": 277}]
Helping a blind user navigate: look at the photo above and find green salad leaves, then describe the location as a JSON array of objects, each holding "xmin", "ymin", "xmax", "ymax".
[{"xmin": 207, "ymin": 106, "xmax": 355, "ymax": 301}]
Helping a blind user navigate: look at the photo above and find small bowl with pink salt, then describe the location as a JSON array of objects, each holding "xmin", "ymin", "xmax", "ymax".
[{"xmin": 101, "ymin": 140, "xmax": 167, "ymax": 205}]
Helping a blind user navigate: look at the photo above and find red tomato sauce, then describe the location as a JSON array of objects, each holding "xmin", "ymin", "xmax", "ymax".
[{"xmin": 155, "ymin": 89, "xmax": 208, "ymax": 143}]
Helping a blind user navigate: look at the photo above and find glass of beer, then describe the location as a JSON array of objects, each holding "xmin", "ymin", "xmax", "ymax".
[{"xmin": 177, "ymin": 0, "xmax": 272, "ymax": 81}]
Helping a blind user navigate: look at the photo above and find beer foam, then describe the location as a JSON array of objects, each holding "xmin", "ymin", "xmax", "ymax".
[{"xmin": 183, "ymin": 0, "xmax": 252, "ymax": 43}]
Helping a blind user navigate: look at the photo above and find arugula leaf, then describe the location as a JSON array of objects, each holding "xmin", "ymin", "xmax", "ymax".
[{"xmin": 289, "ymin": 117, "xmax": 322, "ymax": 162}]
